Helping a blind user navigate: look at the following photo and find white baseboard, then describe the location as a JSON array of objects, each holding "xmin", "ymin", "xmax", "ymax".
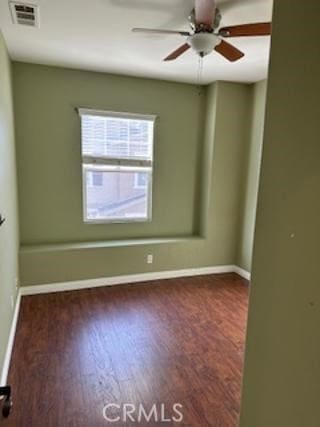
[
  {"xmin": 233, "ymin": 265, "xmax": 251, "ymax": 281},
  {"xmin": 20, "ymin": 265, "xmax": 233, "ymax": 295},
  {"xmin": 0, "ymin": 291, "xmax": 21, "ymax": 386},
  {"xmin": 20, "ymin": 265, "xmax": 250, "ymax": 296}
]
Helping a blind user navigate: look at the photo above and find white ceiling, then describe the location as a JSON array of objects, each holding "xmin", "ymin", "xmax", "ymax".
[{"xmin": 0, "ymin": 0, "xmax": 273, "ymax": 85}]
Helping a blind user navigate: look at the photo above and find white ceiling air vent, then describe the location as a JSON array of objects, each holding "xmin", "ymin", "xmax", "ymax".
[{"xmin": 10, "ymin": 2, "xmax": 39, "ymax": 27}]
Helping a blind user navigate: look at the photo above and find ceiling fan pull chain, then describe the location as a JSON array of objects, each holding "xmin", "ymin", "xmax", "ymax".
[{"xmin": 197, "ymin": 55, "xmax": 204, "ymax": 87}]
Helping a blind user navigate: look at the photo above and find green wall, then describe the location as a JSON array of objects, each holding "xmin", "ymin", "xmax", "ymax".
[
  {"xmin": 240, "ymin": 1, "xmax": 320, "ymax": 426},
  {"xmin": 0, "ymin": 31, "xmax": 19, "ymax": 382},
  {"xmin": 13, "ymin": 63, "xmax": 253, "ymax": 285},
  {"xmin": 13, "ymin": 62, "xmax": 205, "ymax": 244},
  {"xmin": 237, "ymin": 80, "xmax": 267, "ymax": 271}
]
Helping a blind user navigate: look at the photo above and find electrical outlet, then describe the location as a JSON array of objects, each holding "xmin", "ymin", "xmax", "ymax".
[{"xmin": 147, "ymin": 254, "xmax": 153, "ymax": 264}]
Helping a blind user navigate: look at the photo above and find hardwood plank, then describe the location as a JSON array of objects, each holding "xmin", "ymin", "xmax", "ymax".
[{"xmin": 3, "ymin": 273, "xmax": 248, "ymax": 426}]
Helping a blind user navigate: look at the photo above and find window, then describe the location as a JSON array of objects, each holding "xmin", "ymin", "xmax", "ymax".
[
  {"xmin": 79, "ymin": 109, "xmax": 156, "ymax": 223},
  {"xmin": 87, "ymin": 171, "xmax": 103, "ymax": 187},
  {"xmin": 134, "ymin": 172, "xmax": 148, "ymax": 189}
]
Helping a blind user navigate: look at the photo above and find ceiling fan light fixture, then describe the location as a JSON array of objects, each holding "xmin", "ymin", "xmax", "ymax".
[{"xmin": 187, "ymin": 33, "xmax": 220, "ymax": 57}]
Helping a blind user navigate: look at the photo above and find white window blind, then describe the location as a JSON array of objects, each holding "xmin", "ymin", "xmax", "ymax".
[{"xmin": 79, "ymin": 109, "xmax": 156, "ymax": 223}]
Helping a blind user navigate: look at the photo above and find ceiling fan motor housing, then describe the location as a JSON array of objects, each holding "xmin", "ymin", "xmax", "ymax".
[{"xmin": 187, "ymin": 32, "xmax": 220, "ymax": 57}]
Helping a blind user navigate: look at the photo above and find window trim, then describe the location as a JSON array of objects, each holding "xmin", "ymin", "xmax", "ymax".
[
  {"xmin": 79, "ymin": 109, "xmax": 156, "ymax": 224},
  {"xmin": 78, "ymin": 108, "xmax": 157, "ymax": 122}
]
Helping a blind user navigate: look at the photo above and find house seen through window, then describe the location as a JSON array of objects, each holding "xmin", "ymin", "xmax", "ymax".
[{"xmin": 79, "ymin": 109, "xmax": 155, "ymax": 222}]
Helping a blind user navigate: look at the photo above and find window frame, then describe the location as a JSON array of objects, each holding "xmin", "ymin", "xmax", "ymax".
[{"xmin": 79, "ymin": 108, "xmax": 156, "ymax": 224}]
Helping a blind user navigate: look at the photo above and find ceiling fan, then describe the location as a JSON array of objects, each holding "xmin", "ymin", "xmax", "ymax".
[{"xmin": 132, "ymin": 0, "xmax": 271, "ymax": 62}]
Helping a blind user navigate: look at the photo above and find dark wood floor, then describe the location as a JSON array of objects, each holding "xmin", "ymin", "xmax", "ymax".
[{"xmin": 4, "ymin": 273, "xmax": 248, "ymax": 427}]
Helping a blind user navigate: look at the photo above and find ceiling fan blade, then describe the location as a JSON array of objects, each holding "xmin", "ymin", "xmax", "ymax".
[
  {"xmin": 214, "ymin": 40, "xmax": 244, "ymax": 62},
  {"xmin": 194, "ymin": 0, "xmax": 216, "ymax": 27},
  {"xmin": 219, "ymin": 22, "xmax": 271, "ymax": 37},
  {"xmin": 132, "ymin": 28, "xmax": 190, "ymax": 36},
  {"xmin": 164, "ymin": 43, "xmax": 191, "ymax": 61}
]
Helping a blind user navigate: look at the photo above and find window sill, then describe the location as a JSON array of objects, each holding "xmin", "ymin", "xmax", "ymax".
[{"xmin": 20, "ymin": 236, "xmax": 204, "ymax": 254}]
